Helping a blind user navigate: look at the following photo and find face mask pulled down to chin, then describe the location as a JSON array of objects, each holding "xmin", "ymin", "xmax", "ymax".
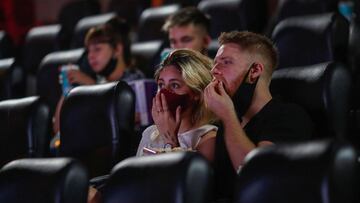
[
  {"xmin": 98, "ymin": 57, "xmax": 117, "ymax": 77},
  {"xmin": 231, "ymin": 65, "xmax": 258, "ymax": 121},
  {"xmin": 159, "ymin": 88, "xmax": 190, "ymax": 116}
]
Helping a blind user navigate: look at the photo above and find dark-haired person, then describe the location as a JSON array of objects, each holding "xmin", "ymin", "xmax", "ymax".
[
  {"xmin": 204, "ymin": 31, "xmax": 314, "ymax": 202},
  {"xmin": 52, "ymin": 17, "xmax": 144, "ymax": 143}
]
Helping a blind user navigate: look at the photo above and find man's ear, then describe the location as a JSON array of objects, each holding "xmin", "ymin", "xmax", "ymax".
[
  {"xmin": 249, "ymin": 63, "xmax": 264, "ymax": 83},
  {"xmin": 113, "ymin": 43, "xmax": 123, "ymax": 58},
  {"xmin": 204, "ymin": 34, "xmax": 212, "ymax": 47}
]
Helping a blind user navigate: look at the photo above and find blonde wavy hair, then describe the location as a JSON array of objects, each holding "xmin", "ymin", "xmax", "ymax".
[{"xmin": 154, "ymin": 49, "xmax": 216, "ymax": 125}]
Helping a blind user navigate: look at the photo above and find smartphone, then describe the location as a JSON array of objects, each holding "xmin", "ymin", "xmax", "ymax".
[{"xmin": 143, "ymin": 147, "xmax": 158, "ymax": 155}]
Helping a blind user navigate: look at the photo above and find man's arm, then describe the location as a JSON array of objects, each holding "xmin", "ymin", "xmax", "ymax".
[{"xmin": 205, "ymin": 80, "xmax": 260, "ymax": 170}]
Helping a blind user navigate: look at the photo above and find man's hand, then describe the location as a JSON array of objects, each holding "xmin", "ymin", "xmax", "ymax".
[{"xmin": 204, "ymin": 79, "xmax": 235, "ymax": 121}]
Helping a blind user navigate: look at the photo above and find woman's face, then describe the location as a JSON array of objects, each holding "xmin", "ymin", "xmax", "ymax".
[
  {"xmin": 157, "ymin": 65, "xmax": 195, "ymax": 97},
  {"xmin": 87, "ymin": 43, "xmax": 114, "ymax": 73}
]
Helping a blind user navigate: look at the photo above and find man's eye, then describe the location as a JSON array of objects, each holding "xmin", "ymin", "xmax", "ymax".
[
  {"xmin": 224, "ymin": 60, "xmax": 232, "ymax": 65},
  {"xmin": 182, "ymin": 37, "xmax": 193, "ymax": 43}
]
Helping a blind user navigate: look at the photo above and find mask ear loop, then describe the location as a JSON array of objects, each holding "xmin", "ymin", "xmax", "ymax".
[{"xmin": 243, "ymin": 62, "xmax": 254, "ymax": 83}]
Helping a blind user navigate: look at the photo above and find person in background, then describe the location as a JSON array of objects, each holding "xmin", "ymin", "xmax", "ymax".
[
  {"xmin": 204, "ymin": 31, "xmax": 314, "ymax": 202},
  {"xmin": 66, "ymin": 16, "xmax": 144, "ymax": 86},
  {"xmin": 51, "ymin": 16, "xmax": 145, "ymax": 148},
  {"xmin": 136, "ymin": 49, "xmax": 218, "ymax": 162},
  {"xmin": 162, "ymin": 7, "xmax": 211, "ymax": 55}
]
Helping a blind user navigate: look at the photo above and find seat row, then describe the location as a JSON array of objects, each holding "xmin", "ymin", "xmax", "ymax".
[
  {"xmin": 0, "ymin": 60, "xmax": 353, "ymax": 173},
  {"xmin": 0, "ymin": 139, "xmax": 357, "ymax": 203},
  {"xmin": 0, "ymin": 0, "xmax": 351, "ymax": 96}
]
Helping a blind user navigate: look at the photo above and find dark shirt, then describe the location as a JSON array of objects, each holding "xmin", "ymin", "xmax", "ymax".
[{"xmin": 213, "ymin": 99, "xmax": 314, "ymax": 202}]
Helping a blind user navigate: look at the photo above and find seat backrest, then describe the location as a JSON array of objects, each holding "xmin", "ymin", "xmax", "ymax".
[
  {"xmin": 137, "ymin": 4, "xmax": 181, "ymax": 42},
  {"xmin": 163, "ymin": 0, "xmax": 201, "ymax": 6},
  {"xmin": 131, "ymin": 40, "xmax": 164, "ymax": 78},
  {"xmin": 0, "ymin": 58, "xmax": 25, "ymax": 100},
  {"xmin": 71, "ymin": 12, "xmax": 116, "ymax": 49},
  {"xmin": 22, "ymin": 24, "xmax": 61, "ymax": 75},
  {"xmin": 272, "ymin": 12, "xmax": 349, "ymax": 69},
  {"xmin": 347, "ymin": 17, "xmax": 360, "ymax": 148},
  {"xmin": 56, "ymin": 0, "xmax": 100, "ymax": 50},
  {"xmin": 60, "ymin": 81, "xmax": 136, "ymax": 177},
  {"xmin": 0, "ymin": 30, "xmax": 15, "ymax": 59},
  {"xmin": 36, "ymin": 48, "xmax": 87, "ymax": 115},
  {"xmin": 265, "ymin": 0, "xmax": 338, "ymax": 35},
  {"xmin": 107, "ymin": 0, "xmax": 150, "ymax": 30},
  {"xmin": 198, "ymin": 0, "xmax": 268, "ymax": 38},
  {"xmin": 270, "ymin": 62, "xmax": 352, "ymax": 139},
  {"xmin": 102, "ymin": 152, "xmax": 213, "ymax": 203},
  {"xmin": 0, "ymin": 96, "xmax": 51, "ymax": 167},
  {"xmin": 22, "ymin": 24, "xmax": 61, "ymax": 96},
  {"xmin": 0, "ymin": 157, "xmax": 88, "ymax": 203},
  {"xmin": 234, "ymin": 139, "xmax": 358, "ymax": 203}
]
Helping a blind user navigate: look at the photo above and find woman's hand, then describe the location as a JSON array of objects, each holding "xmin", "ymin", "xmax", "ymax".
[
  {"xmin": 204, "ymin": 79, "xmax": 235, "ymax": 121},
  {"xmin": 67, "ymin": 69, "xmax": 96, "ymax": 85},
  {"xmin": 151, "ymin": 92, "xmax": 181, "ymax": 147}
]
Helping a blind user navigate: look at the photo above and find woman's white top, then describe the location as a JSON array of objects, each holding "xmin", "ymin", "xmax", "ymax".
[{"xmin": 136, "ymin": 124, "xmax": 218, "ymax": 156}]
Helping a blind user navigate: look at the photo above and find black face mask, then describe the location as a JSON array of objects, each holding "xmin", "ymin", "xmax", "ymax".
[
  {"xmin": 231, "ymin": 64, "xmax": 258, "ymax": 122},
  {"xmin": 98, "ymin": 57, "xmax": 117, "ymax": 77}
]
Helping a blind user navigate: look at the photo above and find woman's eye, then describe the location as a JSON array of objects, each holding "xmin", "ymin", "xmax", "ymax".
[
  {"xmin": 170, "ymin": 83, "xmax": 180, "ymax": 89},
  {"xmin": 157, "ymin": 83, "xmax": 164, "ymax": 89},
  {"xmin": 224, "ymin": 60, "xmax": 232, "ymax": 65}
]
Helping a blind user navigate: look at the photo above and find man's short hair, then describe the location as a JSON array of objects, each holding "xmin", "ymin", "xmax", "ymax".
[
  {"xmin": 162, "ymin": 7, "xmax": 210, "ymax": 34},
  {"xmin": 218, "ymin": 31, "xmax": 278, "ymax": 76}
]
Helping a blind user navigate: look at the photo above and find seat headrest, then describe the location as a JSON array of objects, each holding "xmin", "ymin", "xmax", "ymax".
[
  {"xmin": 235, "ymin": 139, "xmax": 357, "ymax": 203},
  {"xmin": 137, "ymin": 4, "xmax": 180, "ymax": 42},
  {"xmin": 272, "ymin": 12, "xmax": 349, "ymax": 69},
  {"xmin": 131, "ymin": 40, "xmax": 163, "ymax": 77},
  {"xmin": 0, "ymin": 158, "xmax": 89, "ymax": 203},
  {"xmin": 270, "ymin": 62, "xmax": 352, "ymax": 138},
  {"xmin": 0, "ymin": 58, "xmax": 15, "ymax": 100},
  {"xmin": 0, "ymin": 96, "xmax": 51, "ymax": 167},
  {"xmin": 60, "ymin": 81, "xmax": 135, "ymax": 177},
  {"xmin": 71, "ymin": 12, "xmax": 116, "ymax": 48},
  {"xmin": 0, "ymin": 31, "xmax": 14, "ymax": 59},
  {"xmin": 23, "ymin": 24, "xmax": 61, "ymax": 74},
  {"xmin": 37, "ymin": 48, "xmax": 85, "ymax": 112},
  {"xmin": 103, "ymin": 152, "xmax": 212, "ymax": 203},
  {"xmin": 198, "ymin": 0, "xmax": 268, "ymax": 37}
]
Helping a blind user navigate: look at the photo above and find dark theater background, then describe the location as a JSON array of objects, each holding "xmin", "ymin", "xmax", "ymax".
[{"xmin": 0, "ymin": 0, "xmax": 360, "ymax": 203}]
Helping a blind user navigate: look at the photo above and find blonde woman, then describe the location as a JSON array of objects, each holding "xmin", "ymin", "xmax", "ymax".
[{"xmin": 136, "ymin": 49, "xmax": 217, "ymax": 162}]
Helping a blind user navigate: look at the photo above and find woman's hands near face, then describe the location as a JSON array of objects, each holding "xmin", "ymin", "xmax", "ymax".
[{"xmin": 151, "ymin": 92, "xmax": 181, "ymax": 147}]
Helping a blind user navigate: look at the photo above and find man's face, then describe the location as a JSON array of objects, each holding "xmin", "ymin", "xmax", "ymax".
[
  {"xmin": 211, "ymin": 43, "xmax": 252, "ymax": 96},
  {"xmin": 168, "ymin": 24, "xmax": 210, "ymax": 53}
]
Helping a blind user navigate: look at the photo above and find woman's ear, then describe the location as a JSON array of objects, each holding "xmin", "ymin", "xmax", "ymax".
[
  {"xmin": 249, "ymin": 63, "xmax": 264, "ymax": 83},
  {"xmin": 113, "ymin": 43, "xmax": 123, "ymax": 58}
]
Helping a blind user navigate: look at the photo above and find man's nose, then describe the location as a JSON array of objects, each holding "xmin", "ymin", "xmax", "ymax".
[{"xmin": 211, "ymin": 64, "xmax": 220, "ymax": 75}]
